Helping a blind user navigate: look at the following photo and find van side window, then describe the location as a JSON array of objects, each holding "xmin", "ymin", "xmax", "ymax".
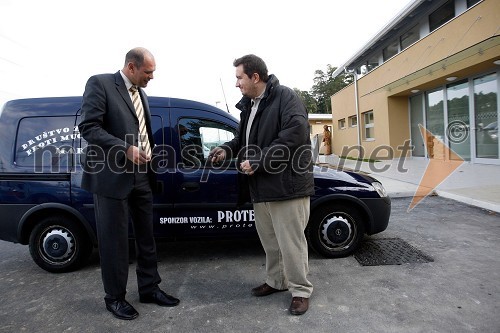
[
  {"xmin": 15, "ymin": 116, "xmax": 78, "ymax": 170},
  {"xmin": 178, "ymin": 118, "xmax": 236, "ymax": 168}
]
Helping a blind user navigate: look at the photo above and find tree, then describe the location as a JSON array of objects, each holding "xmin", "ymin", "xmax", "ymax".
[
  {"xmin": 310, "ymin": 65, "xmax": 353, "ymax": 114},
  {"xmin": 294, "ymin": 88, "xmax": 318, "ymax": 114},
  {"xmin": 293, "ymin": 65, "xmax": 353, "ymax": 114}
]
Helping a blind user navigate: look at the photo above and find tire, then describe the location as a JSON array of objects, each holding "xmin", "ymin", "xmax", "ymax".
[
  {"xmin": 29, "ymin": 216, "xmax": 93, "ymax": 273},
  {"xmin": 306, "ymin": 203, "xmax": 365, "ymax": 258}
]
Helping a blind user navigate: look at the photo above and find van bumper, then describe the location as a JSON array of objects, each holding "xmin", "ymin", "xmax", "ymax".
[
  {"xmin": 360, "ymin": 196, "xmax": 391, "ymax": 235},
  {"xmin": 0, "ymin": 204, "xmax": 36, "ymax": 244}
]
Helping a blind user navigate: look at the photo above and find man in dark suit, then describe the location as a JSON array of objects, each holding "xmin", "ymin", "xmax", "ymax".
[{"xmin": 79, "ymin": 47, "xmax": 179, "ymax": 320}]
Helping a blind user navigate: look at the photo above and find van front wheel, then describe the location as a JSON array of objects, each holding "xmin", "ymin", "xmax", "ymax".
[
  {"xmin": 306, "ymin": 204, "xmax": 365, "ymax": 258},
  {"xmin": 29, "ymin": 216, "xmax": 92, "ymax": 273}
]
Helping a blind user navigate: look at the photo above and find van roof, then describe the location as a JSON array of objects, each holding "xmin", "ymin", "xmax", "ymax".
[{"xmin": 2, "ymin": 96, "xmax": 234, "ymax": 119}]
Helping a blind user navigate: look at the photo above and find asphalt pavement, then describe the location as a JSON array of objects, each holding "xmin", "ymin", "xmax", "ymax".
[{"xmin": 0, "ymin": 195, "xmax": 499, "ymax": 333}]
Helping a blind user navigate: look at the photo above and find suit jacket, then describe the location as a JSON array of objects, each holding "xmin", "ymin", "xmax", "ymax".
[{"xmin": 79, "ymin": 71, "xmax": 155, "ymax": 199}]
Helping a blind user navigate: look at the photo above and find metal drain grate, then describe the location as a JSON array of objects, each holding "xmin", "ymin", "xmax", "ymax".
[{"xmin": 354, "ymin": 238, "xmax": 434, "ymax": 266}]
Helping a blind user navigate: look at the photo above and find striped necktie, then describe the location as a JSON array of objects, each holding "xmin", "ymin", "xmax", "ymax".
[{"xmin": 129, "ymin": 86, "xmax": 151, "ymax": 158}]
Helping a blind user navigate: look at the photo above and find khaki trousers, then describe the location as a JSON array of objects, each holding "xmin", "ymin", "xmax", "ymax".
[{"xmin": 253, "ymin": 197, "xmax": 313, "ymax": 298}]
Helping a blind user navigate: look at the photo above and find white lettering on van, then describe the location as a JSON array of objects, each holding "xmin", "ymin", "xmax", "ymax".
[
  {"xmin": 217, "ymin": 210, "xmax": 255, "ymax": 223},
  {"xmin": 21, "ymin": 127, "xmax": 81, "ymax": 156}
]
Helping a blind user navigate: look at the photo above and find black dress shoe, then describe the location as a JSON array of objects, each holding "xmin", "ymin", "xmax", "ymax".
[
  {"xmin": 105, "ymin": 298, "xmax": 139, "ymax": 320},
  {"xmin": 140, "ymin": 289, "xmax": 180, "ymax": 307}
]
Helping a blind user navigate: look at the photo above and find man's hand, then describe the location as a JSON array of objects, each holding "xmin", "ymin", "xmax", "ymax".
[
  {"xmin": 240, "ymin": 160, "xmax": 254, "ymax": 176},
  {"xmin": 209, "ymin": 147, "xmax": 226, "ymax": 163},
  {"xmin": 127, "ymin": 145, "xmax": 151, "ymax": 165}
]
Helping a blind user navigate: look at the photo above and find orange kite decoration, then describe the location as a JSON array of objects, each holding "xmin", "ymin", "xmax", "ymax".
[{"xmin": 408, "ymin": 124, "xmax": 464, "ymax": 211}]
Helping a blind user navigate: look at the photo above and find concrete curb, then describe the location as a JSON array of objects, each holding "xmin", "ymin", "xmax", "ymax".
[{"xmin": 436, "ymin": 190, "xmax": 500, "ymax": 213}]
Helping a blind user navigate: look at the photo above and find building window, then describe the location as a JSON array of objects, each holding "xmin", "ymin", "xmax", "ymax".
[
  {"xmin": 338, "ymin": 118, "xmax": 346, "ymax": 129},
  {"xmin": 383, "ymin": 39, "xmax": 399, "ymax": 62},
  {"xmin": 467, "ymin": 0, "xmax": 481, "ymax": 8},
  {"xmin": 357, "ymin": 65, "xmax": 368, "ymax": 75},
  {"xmin": 363, "ymin": 111, "xmax": 374, "ymax": 140},
  {"xmin": 429, "ymin": 0, "xmax": 455, "ymax": 32},
  {"xmin": 349, "ymin": 115, "xmax": 358, "ymax": 127},
  {"xmin": 400, "ymin": 24, "xmax": 420, "ymax": 50},
  {"xmin": 367, "ymin": 55, "xmax": 379, "ymax": 72}
]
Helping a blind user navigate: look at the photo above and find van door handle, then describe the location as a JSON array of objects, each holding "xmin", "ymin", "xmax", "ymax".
[{"xmin": 181, "ymin": 182, "xmax": 200, "ymax": 192}]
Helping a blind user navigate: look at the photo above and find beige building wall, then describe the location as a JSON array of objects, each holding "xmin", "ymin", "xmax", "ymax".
[
  {"xmin": 387, "ymin": 96, "xmax": 410, "ymax": 158},
  {"xmin": 331, "ymin": 84, "xmax": 358, "ymax": 158},
  {"xmin": 330, "ymin": 0, "xmax": 500, "ymax": 160},
  {"xmin": 359, "ymin": 90, "xmax": 392, "ymax": 159}
]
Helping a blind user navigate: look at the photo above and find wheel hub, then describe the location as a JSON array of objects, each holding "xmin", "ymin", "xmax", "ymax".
[
  {"xmin": 321, "ymin": 215, "xmax": 352, "ymax": 246},
  {"xmin": 42, "ymin": 229, "xmax": 74, "ymax": 260}
]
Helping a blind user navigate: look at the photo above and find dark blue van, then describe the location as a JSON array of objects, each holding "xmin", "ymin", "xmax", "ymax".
[{"xmin": 0, "ymin": 97, "xmax": 391, "ymax": 272}]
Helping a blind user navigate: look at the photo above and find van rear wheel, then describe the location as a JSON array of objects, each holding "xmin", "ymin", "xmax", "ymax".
[{"xmin": 29, "ymin": 216, "xmax": 92, "ymax": 273}]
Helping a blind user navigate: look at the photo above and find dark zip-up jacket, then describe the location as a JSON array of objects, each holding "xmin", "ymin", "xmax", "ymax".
[{"xmin": 221, "ymin": 75, "xmax": 314, "ymax": 204}]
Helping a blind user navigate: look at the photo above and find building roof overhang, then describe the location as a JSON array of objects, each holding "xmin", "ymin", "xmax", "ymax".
[
  {"xmin": 332, "ymin": 0, "xmax": 427, "ymax": 78},
  {"xmin": 382, "ymin": 36, "xmax": 500, "ymax": 96},
  {"xmin": 308, "ymin": 114, "xmax": 334, "ymax": 120}
]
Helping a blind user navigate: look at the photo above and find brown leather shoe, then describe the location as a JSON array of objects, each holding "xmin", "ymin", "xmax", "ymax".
[
  {"xmin": 251, "ymin": 283, "xmax": 287, "ymax": 297},
  {"xmin": 289, "ymin": 297, "xmax": 309, "ymax": 315}
]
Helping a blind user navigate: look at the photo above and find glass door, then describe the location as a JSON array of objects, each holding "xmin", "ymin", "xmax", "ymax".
[
  {"xmin": 425, "ymin": 89, "xmax": 445, "ymax": 159},
  {"xmin": 474, "ymin": 73, "xmax": 498, "ymax": 161},
  {"xmin": 410, "ymin": 94, "xmax": 425, "ymax": 157},
  {"xmin": 447, "ymin": 80, "xmax": 470, "ymax": 160}
]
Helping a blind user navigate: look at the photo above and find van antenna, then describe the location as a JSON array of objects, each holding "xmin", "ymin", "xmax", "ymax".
[{"xmin": 219, "ymin": 78, "xmax": 230, "ymax": 113}]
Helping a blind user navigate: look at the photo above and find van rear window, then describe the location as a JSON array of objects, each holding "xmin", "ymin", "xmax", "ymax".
[{"xmin": 15, "ymin": 116, "xmax": 79, "ymax": 171}]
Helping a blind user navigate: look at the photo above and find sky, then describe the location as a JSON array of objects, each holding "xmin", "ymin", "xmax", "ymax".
[{"xmin": 0, "ymin": 0, "xmax": 413, "ymax": 116}]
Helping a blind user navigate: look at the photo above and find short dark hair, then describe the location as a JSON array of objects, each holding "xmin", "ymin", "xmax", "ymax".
[
  {"xmin": 233, "ymin": 54, "xmax": 269, "ymax": 82},
  {"xmin": 125, "ymin": 47, "xmax": 149, "ymax": 68}
]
